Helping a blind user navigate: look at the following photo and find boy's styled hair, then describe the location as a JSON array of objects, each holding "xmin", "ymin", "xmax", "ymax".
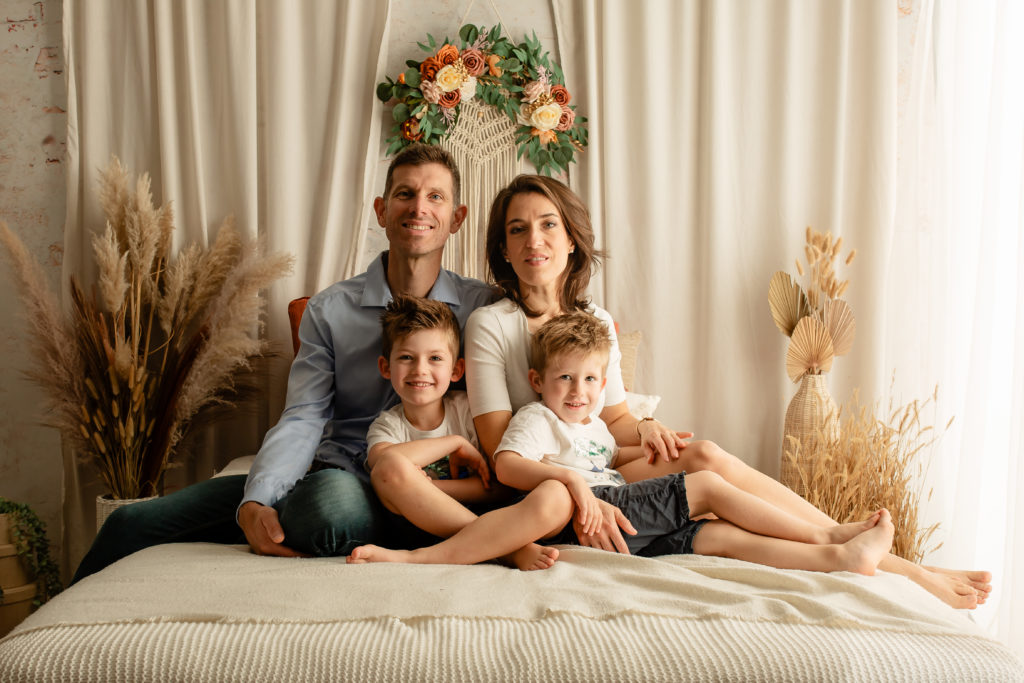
[
  {"xmin": 380, "ymin": 294, "xmax": 461, "ymax": 359},
  {"xmin": 530, "ymin": 311, "xmax": 612, "ymax": 374},
  {"xmin": 383, "ymin": 143, "xmax": 462, "ymax": 205}
]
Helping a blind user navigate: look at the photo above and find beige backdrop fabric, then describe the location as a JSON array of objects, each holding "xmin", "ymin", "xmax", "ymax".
[
  {"xmin": 61, "ymin": 0, "xmax": 390, "ymax": 577},
  {"xmin": 554, "ymin": 0, "xmax": 895, "ymax": 479},
  {"xmin": 554, "ymin": 0, "xmax": 1022, "ymax": 656}
]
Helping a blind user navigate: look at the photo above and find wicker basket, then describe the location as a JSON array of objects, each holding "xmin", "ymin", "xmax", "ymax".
[
  {"xmin": 781, "ymin": 373, "xmax": 839, "ymax": 497},
  {"xmin": 95, "ymin": 495, "xmax": 156, "ymax": 533}
]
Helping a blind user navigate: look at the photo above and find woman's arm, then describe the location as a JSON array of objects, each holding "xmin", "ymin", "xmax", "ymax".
[
  {"xmin": 601, "ymin": 400, "xmax": 693, "ymax": 464},
  {"xmin": 473, "ymin": 410, "xmax": 513, "ymax": 459}
]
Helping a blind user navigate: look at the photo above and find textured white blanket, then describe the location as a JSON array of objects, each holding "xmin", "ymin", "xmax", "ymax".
[{"xmin": 1, "ymin": 543, "xmax": 1021, "ymax": 681}]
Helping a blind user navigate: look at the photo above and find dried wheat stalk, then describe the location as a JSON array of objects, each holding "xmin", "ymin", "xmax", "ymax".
[
  {"xmin": 1, "ymin": 157, "xmax": 293, "ymax": 498},
  {"xmin": 784, "ymin": 387, "xmax": 945, "ymax": 562}
]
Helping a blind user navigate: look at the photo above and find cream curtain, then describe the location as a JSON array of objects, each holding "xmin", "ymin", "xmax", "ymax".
[
  {"xmin": 554, "ymin": 0, "xmax": 1021, "ymax": 655},
  {"xmin": 61, "ymin": 0, "xmax": 390, "ymax": 576},
  {"xmin": 889, "ymin": 0, "xmax": 1023, "ymax": 655}
]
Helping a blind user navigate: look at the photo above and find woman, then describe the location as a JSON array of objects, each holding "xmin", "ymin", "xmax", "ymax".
[{"xmin": 465, "ymin": 174, "xmax": 990, "ymax": 609}]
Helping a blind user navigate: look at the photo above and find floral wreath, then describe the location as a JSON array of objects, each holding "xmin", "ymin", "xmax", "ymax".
[{"xmin": 376, "ymin": 24, "xmax": 588, "ymax": 176}]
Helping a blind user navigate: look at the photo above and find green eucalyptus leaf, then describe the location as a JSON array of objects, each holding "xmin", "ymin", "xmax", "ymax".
[
  {"xmin": 404, "ymin": 68, "xmax": 421, "ymax": 87},
  {"xmin": 393, "ymin": 103, "xmax": 410, "ymax": 122},
  {"xmin": 376, "ymin": 83, "xmax": 393, "ymax": 102},
  {"xmin": 502, "ymin": 57, "xmax": 522, "ymax": 72}
]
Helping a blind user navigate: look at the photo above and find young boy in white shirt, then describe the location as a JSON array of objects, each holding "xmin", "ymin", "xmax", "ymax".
[
  {"xmin": 360, "ymin": 294, "xmax": 559, "ymax": 570},
  {"xmin": 351, "ymin": 311, "xmax": 895, "ymax": 574}
]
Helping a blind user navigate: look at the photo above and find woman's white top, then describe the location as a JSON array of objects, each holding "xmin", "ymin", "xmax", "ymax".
[{"xmin": 464, "ymin": 298, "xmax": 626, "ymax": 417}]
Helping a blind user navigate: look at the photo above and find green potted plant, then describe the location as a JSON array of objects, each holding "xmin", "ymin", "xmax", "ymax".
[{"xmin": 0, "ymin": 497, "xmax": 62, "ymax": 635}]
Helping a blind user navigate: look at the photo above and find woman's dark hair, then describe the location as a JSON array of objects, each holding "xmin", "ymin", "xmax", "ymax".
[{"xmin": 484, "ymin": 175, "xmax": 604, "ymax": 316}]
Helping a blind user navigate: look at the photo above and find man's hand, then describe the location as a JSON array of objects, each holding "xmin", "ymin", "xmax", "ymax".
[
  {"xmin": 238, "ymin": 501, "xmax": 308, "ymax": 557},
  {"xmin": 641, "ymin": 421, "xmax": 694, "ymax": 464},
  {"xmin": 447, "ymin": 438, "xmax": 491, "ymax": 488},
  {"xmin": 573, "ymin": 498, "xmax": 637, "ymax": 553}
]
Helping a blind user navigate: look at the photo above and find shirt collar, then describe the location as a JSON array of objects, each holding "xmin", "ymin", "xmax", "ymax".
[{"xmin": 361, "ymin": 251, "xmax": 462, "ymax": 308}]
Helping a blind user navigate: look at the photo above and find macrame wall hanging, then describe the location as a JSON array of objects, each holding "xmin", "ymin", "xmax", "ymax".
[{"xmin": 376, "ymin": 19, "xmax": 588, "ymax": 280}]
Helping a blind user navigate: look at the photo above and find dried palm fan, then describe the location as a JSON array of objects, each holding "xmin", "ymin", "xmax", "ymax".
[
  {"xmin": 785, "ymin": 315, "xmax": 834, "ymax": 382},
  {"xmin": 821, "ymin": 298, "xmax": 856, "ymax": 356},
  {"xmin": 768, "ymin": 271, "xmax": 810, "ymax": 337}
]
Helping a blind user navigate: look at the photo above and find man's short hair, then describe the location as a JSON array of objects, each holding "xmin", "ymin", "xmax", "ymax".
[
  {"xmin": 530, "ymin": 311, "xmax": 612, "ymax": 375},
  {"xmin": 380, "ymin": 293, "xmax": 461, "ymax": 360},
  {"xmin": 382, "ymin": 143, "xmax": 462, "ymax": 206}
]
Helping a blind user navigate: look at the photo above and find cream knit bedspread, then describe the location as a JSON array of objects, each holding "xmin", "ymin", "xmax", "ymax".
[{"xmin": 1, "ymin": 543, "xmax": 1021, "ymax": 681}]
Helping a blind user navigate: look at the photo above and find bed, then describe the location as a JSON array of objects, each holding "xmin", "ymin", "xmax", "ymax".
[{"xmin": 1, "ymin": 539, "xmax": 1022, "ymax": 681}]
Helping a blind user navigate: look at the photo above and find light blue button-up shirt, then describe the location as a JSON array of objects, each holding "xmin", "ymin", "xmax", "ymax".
[{"xmin": 242, "ymin": 252, "xmax": 495, "ymax": 508}]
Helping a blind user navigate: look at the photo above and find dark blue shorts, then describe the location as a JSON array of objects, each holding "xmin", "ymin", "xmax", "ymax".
[{"xmin": 549, "ymin": 472, "xmax": 708, "ymax": 556}]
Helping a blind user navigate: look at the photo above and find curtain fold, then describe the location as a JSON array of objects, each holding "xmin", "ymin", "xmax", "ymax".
[
  {"xmin": 61, "ymin": 0, "xmax": 389, "ymax": 578},
  {"xmin": 555, "ymin": 0, "xmax": 1021, "ymax": 655}
]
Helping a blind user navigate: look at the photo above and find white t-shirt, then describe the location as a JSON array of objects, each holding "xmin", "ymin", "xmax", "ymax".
[
  {"xmin": 464, "ymin": 298, "xmax": 627, "ymax": 418},
  {"xmin": 365, "ymin": 391, "xmax": 478, "ymax": 477},
  {"xmin": 497, "ymin": 401, "xmax": 626, "ymax": 487}
]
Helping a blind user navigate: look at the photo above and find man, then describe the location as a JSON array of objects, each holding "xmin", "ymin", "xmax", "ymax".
[{"xmin": 72, "ymin": 144, "xmax": 495, "ymax": 580}]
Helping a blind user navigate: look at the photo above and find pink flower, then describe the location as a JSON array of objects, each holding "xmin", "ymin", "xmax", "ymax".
[
  {"xmin": 420, "ymin": 79, "xmax": 442, "ymax": 104},
  {"xmin": 522, "ymin": 80, "xmax": 549, "ymax": 103},
  {"xmin": 556, "ymin": 104, "xmax": 575, "ymax": 131},
  {"xmin": 461, "ymin": 48, "xmax": 486, "ymax": 77}
]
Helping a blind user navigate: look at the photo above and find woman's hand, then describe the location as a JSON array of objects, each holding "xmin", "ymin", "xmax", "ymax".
[
  {"xmin": 640, "ymin": 420, "xmax": 694, "ymax": 464},
  {"xmin": 447, "ymin": 438, "xmax": 491, "ymax": 488},
  {"xmin": 573, "ymin": 498, "xmax": 637, "ymax": 553}
]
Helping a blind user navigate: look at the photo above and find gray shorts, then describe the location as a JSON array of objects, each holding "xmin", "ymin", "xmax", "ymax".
[{"xmin": 549, "ymin": 472, "xmax": 708, "ymax": 556}]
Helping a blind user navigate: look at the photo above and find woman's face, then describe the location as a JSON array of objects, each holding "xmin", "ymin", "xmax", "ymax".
[{"xmin": 502, "ymin": 192, "xmax": 575, "ymax": 292}]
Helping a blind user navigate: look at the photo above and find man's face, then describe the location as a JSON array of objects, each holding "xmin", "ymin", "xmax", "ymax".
[{"xmin": 374, "ymin": 162, "xmax": 467, "ymax": 260}]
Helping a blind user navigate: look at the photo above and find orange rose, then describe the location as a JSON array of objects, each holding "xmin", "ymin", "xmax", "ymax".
[
  {"xmin": 550, "ymin": 85, "xmax": 571, "ymax": 106},
  {"xmin": 401, "ymin": 118, "xmax": 423, "ymax": 141},
  {"xmin": 439, "ymin": 89, "xmax": 461, "ymax": 109},
  {"xmin": 460, "ymin": 48, "xmax": 486, "ymax": 77},
  {"xmin": 531, "ymin": 128, "xmax": 558, "ymax": 145},
  {"xmin": 436, "ymin": 44, "xmax": 459, "ymax": 66},
  {"xmin": 486, "ymin": 53, "xmax": 502, "ymax": 77},
  {"xmin": 420, "ymin": 56, "xmax": 442, "ymax": 81}
]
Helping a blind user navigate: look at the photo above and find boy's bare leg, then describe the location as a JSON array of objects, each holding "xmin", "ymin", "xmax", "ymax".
[
  {"xmin": 617, "ymin": 440, "xmax": 990, "ymax": 608},
  {"xmin": 692, "ymin": 511, "xmax": 895, "ymax": 575},
  {"xmin": 682, "ymin": 470, "xmax": 883, "ymax": 545},
  {"xmin": 349, "ymin": 480, "xmax": 573, "ymax": 569},
  {"xmin": 371, "ymin": 452, "xmax": 479, "ymax": 537}
]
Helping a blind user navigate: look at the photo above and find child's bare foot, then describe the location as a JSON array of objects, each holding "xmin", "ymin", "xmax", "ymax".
[
  {"xmin": 822, "ymin": 510, "xmax": 882, "ymax": 545},
  {"xmin": 837, "ymin": 509, "xmax": 895, "ymax": 575},
  {"xmin": 924, "ymin": 566, "xmax": 993, "ymax": 604},
  {"xmin": 347, "ymin": 544, "xmax": 413, "ymax": 564},
  {"xmin": 511, "ymin": 543, "xmax": 559, "ymax": 571}
]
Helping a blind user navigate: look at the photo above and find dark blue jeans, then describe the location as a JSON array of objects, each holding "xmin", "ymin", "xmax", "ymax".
[{"xmin": 71, "ymin": 469, "xmax": 408, "ymax": 584}]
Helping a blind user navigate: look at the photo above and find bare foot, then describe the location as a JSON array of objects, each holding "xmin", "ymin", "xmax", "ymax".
[
  {"xmin": 838, "ymin": 509, "xmax": 895, "ymax": 575},
  {"xmin": 823, "ymin": 510, "xmax": 882, "ymax": 545},
  {"xmin": 347, "ymin": 544, "xmax": 413, "ymax": 565},
  {"xmin": 924, "ymin": 566, "xmax": 993, "ymax": 604},
  {"xmin": 511, "ymin": 544, "xmax": 559, "ymax": 571}
]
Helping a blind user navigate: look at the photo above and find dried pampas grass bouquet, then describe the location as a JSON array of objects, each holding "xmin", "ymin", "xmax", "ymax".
[
  {"xmin": 0, "ymin": 157, "xmax": 293, "ymax": 499},
  {"xmin": 785, "ymin": 387, "xmax": 947, "ymax": 563}
]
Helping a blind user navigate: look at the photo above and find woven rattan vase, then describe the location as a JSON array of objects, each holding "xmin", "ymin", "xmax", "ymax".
[
  {"xmin": 95, "ymin": 494, "xmax": 156, "ymax": 533},
  {"xmin": 781, "ymin": 373, "xmax": 839, "ymax": 497}
]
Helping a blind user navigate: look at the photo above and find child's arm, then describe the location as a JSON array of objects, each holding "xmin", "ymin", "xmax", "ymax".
[
  {"xmin": 367, "ymin": 436, "xmax": 491, "ymax": 487},
  {"xmin": 493, "ymin": 450, "xmax": 603, "ymax": 535}
]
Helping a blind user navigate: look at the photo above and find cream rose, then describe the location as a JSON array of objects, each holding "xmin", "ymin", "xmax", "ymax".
[
  {"xmin": 435, "ymin": 64, "xmax": 463, "ymax": 93},
  {"xmin": 529, "ymin": 102, "xmax": 563, "ymax": 131},
  {"xmin": 459, "ymin": 76, "xmax": 477, "ymax": 102}
]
